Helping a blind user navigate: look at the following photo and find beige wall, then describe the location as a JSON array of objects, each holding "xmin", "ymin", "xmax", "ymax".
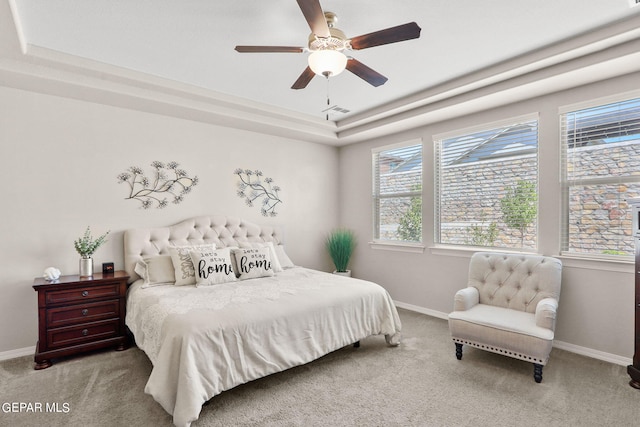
[
  {"xmin": 339, "ymin": 72, "xmax": 640, "ymax": 362},
  {"xmin": 0, "ymin": 86, "xmax": 339, "ymax": 353}
]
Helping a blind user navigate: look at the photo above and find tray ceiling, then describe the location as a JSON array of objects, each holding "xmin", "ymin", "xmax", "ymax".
[{"xmin": 5, "ymin": 1, "xmax": 640, "ymax": 144}]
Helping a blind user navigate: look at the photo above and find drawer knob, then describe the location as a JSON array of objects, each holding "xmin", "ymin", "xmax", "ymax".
[
  {"xmin": 82, "ymin": 309, "xmax": 89, "ymax": 316},
  {"xmin": 81, "ymin": 329, "xmax": 89, "ymax": 336},
  {"xmin": 82, "ymin": 291, "xmax": 89, "ymax": 297}
]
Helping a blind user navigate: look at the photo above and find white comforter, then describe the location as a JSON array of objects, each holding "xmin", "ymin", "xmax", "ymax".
[{"xmin": 126, "ymin": 267, "xmax": 402, "ymax": 427}]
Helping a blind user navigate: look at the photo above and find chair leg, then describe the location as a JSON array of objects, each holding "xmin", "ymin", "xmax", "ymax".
[
  {"xmin": 533, "ymin": 363, "xmax": 543, "ymax": 383},
  {"xmin": 455, "ymin": 343, "xmax": 463, "ymax": 360}
]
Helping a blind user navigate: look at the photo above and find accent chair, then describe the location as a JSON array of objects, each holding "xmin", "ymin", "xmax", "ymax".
[{"xmin": 448, "ymin": 252, "xmax": 562, "ymax": 382}]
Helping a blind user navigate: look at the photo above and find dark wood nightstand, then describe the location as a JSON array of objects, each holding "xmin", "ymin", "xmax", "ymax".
[{"xmin": 32, "ymin": 270, "xmax": 129, "ymax": 370}]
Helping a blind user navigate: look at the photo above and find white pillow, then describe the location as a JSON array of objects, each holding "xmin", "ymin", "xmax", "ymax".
[
  {"xmin": 225, "ymin": 246, "xmax": 241, "ymax": 275},
  {"xmin": 189, "ymin": 247, "xmax": 237, "ymax": 287},
  {"xmin": 274, "ymin": 244, "xmax": 295, "ymax": 268},
  {"xmin": 169, "ymin": 244, "xmax": 216, "ymax": 286},
  {"xmin": 134, "ymin": 255, "xmax": 176, "ymax": 288},
  {"xmin": 240, "ymin": 241, "xmax": 283, "ymax": 272},
  {"xmin": 232, "ymin": 247, "xmax": 275, "ymax": 280}
]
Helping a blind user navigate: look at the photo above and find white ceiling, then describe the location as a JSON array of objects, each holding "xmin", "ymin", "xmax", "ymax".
[{"xmin": 9, "ymin": 0, "xmax": 639, "ymax": 126}]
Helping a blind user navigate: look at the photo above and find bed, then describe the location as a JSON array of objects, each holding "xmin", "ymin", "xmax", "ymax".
[{"xmin": 123, "ymin": 215, "xmax": 402, "ymax": 427}]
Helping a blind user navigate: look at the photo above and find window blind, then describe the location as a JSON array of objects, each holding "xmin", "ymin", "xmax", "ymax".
[
  {"xmin": 434, "ymin": 117, "xmax": 539, "ymax": 249},
  {"xmin": 372, "ymin": 141, "xmax": 423, "ymax": 242},
  {"xmin": 560, "ymin": 96, "xmax": 640, "ymax": 257}
]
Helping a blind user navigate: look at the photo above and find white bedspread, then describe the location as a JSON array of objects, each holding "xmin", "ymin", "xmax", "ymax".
[{"xmin": 126, "ymin": 267, "xmax": 401, "ymax": 427}]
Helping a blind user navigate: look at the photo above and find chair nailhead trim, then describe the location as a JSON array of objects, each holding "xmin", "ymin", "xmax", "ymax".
[{"xmin": 452, "ymin": 338, "xmax": 546, "ymax": 364}]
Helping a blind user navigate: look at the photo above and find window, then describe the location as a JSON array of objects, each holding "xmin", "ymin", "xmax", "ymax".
[
  {"xmin": 372, "ymin": 141, "xmax": 423, "ymax": 243},
  {"xmin": 561, "ymin": 95, "xmax": 640, "ymax": 258},
  {"xmin": 435, "ymin": 115, "xmax": 539, "ymax": 249}
]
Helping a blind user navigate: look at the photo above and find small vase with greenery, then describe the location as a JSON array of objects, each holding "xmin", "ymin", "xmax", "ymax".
[
  {"xmin": 74, "ymin": 226, "xmax": 110, "ymax": 277},
  {"xmin": 326, "ymin": 228, "xmax": 356, "ymax": 276}
]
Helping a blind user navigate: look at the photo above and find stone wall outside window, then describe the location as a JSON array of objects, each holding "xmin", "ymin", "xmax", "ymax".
[
  {"xmin": 379, "ymin": 140, "xmax": 639, "ymax": 254},
  {"xmin": 566, "ymin": 140, "xmax": 640, "ymax": 255},
  {"xmin": 439, "ymin": 154, "xmax": 537, "ymax": 249}
]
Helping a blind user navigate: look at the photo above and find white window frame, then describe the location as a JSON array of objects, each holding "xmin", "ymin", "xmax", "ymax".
[
  {"xmin": 559, "ymin": 90, "xmax": 640, "ymax": 261},
  {"xmin": 434, "ymin": 113, "xmax": 539, "ymax": 251},
  {"xmin": 371, "ymin": 139, "xmax": 424, "ymax": 252}
]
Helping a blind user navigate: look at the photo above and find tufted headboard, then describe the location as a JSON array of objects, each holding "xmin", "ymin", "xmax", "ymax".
[
  {"xmin": 123, "ymin": 215, "xmax": 282, "ymax": 283},
  {"xmin": 467, "ymin": 252, "xmax": 562, "ymax": 313}
]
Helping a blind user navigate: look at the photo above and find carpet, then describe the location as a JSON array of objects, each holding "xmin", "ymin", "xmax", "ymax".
[{"xmin": 1, "ymin": 309, "xmax": 639, "ymax": 426}]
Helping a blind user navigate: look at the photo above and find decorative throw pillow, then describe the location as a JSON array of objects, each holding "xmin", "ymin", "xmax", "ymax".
[
  {"xmin": 232, "ymin": 247, "xmax": 275, "ymax": 280},
  {"xmin": 274, "ymin": 244, "xmax": 295, "ymax": 268},
  {"xmin": 134, "ymin": 255, "xmax": 175, "ymax": 288},
  {"xmin": 225, "ymin": 246, "xmax": 241, "ymax": 275},
  {"xmin": 169, "ymin": 244, "xmax": 216, "ymax": 286},
  {"xmin": 189, "ymin": 247, "xmax": 237, "ymax": 287},
  {"xmin": 239, "ymin": 241, "xmax": 283, "ymax": 272}
]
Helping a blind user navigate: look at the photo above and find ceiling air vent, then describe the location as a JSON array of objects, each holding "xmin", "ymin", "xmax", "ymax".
[{"xmin": 322, "ymin": 105, "xmax": 351, "ymax": 114}]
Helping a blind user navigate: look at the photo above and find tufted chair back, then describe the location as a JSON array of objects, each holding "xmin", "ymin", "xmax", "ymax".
[
  {"xmin": 468, "ymin": 252, "xmax": 562, "ymax": 314},
  {"xmin": 124, "ymin": 215, "xmax": 282, "ymax": 283}
]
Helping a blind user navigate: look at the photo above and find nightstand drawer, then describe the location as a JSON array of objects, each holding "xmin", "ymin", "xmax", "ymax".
[
  {"xmin": 47, "ymin": 300, "xmax": 120, "ymax": 328},
  {"xmin": 45, "ymin": 284, "xmax": 120, "ymax": 305},
  {"xmin": 47, "ymin": 320, "xmax": 119, "ymax": 349}
]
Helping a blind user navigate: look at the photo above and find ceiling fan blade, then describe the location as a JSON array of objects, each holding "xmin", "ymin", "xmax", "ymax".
[
  {"xmin": 296, "ymin": 0, "xmax": 330, "ymax": 38},
  {"xmin": 346, "ymin": 58, "xmax": 388, "ymax": 87},
  {"xmin": 235, "ymin": 46, "xmax": 304, "ymax": 53},
  {"xmin": 291, "ymin": 66, "xmax": 316, "ymax": 90},
  {"xmin": 349, "ymin": 22, "xmax": 421, "ymax": 50}
]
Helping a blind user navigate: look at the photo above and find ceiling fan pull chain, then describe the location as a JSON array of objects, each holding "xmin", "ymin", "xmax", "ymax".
[{"xmin": 326, "ymin": 74, "xmax": 330, "ymax": 121}]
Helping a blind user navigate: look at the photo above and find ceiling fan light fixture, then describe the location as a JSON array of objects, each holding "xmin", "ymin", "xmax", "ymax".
[
  {"xmin": 308, "ymin": 50, "xmax": 347, "ymax": 77},
  {"xmin": 236, "ymin": 3, "xmax": 422, "ymax": 90}
]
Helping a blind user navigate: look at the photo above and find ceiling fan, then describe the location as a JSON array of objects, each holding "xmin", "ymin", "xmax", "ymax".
[{"xmin": 234, "ymin": 0, "xmax": 421, "ymax": 90}]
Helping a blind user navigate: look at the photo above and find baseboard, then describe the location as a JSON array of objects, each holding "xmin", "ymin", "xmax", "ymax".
[
  {"xmin": 394, "ymin": 300, "xmax": 633, "ymax": 367},
  {"xmin": 0, "ymin": 345, "xmax": 35, "ymax": 362},
  {"xmin": 552, "ymin": 340, "xmax": 632, "ymax": 367},
  {"xmin": 394, "ymin": 300, "xmax": 449, "ymax": 320}
]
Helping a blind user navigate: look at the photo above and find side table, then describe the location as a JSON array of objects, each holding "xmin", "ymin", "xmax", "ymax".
[{"xmin": 32, "ymin": 270, "xmax": 129, "ymax": 369}]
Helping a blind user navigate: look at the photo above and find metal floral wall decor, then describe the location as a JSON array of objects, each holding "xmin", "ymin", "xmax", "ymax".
[
  {"xmin": 234, "ymin": 168, "xmax": 282, "ymax": 217},
  {"xmin": 117, "ymin": 161, "xmax": 198, "ymax": 209}
]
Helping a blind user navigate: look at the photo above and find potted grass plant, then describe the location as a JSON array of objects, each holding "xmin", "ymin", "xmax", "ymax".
[{"xmin": 325, "ymin": 228, "xmax": 356, "ymax": 277}]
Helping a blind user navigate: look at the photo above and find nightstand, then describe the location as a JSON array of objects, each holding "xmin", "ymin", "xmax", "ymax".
[{"xmin": 32, "ymin": 270, "xmax": 129, "ymax": 370}]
